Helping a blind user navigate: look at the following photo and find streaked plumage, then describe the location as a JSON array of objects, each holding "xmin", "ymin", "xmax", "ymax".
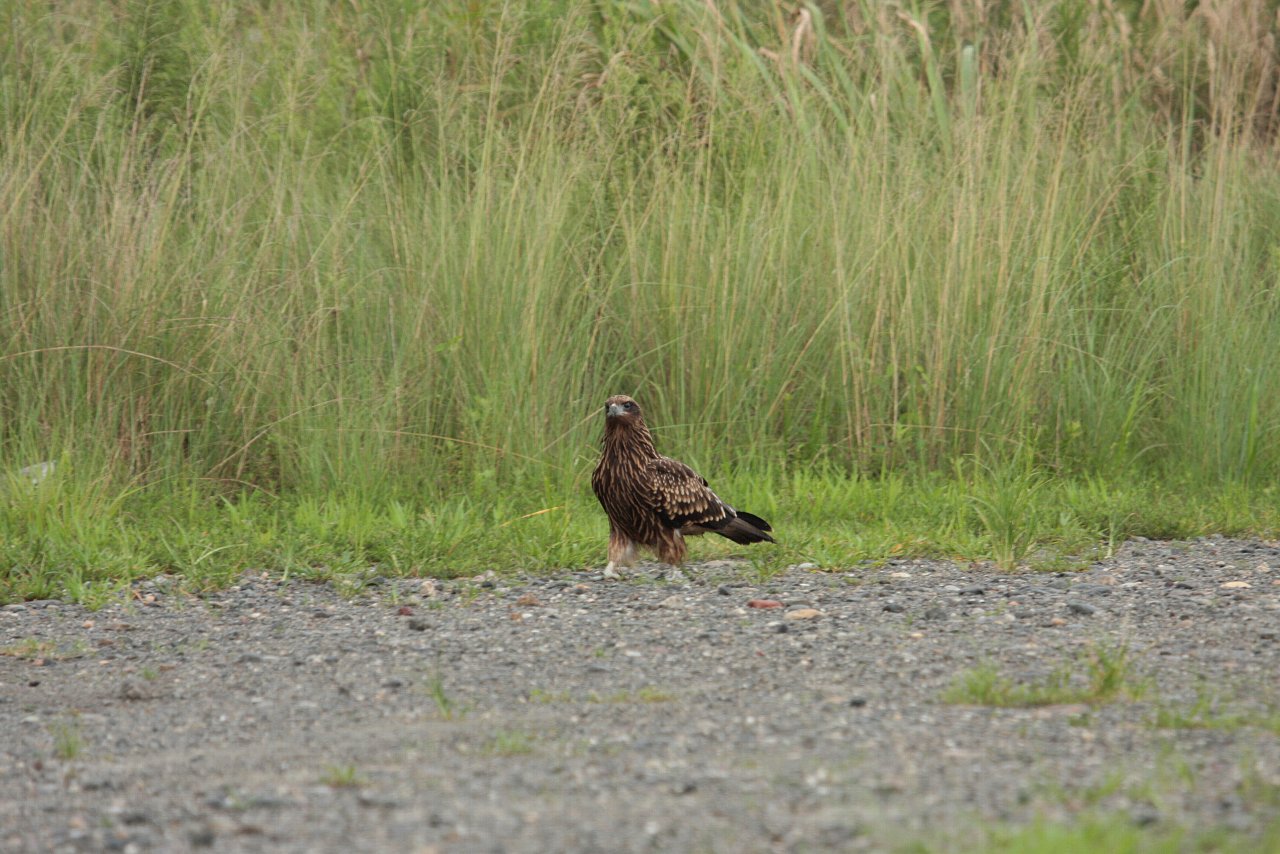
[{"xmin": 591, "ymin": 395, "xmax": 774, "ymax": 573}]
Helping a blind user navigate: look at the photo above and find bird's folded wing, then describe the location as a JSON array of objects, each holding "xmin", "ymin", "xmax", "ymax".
[{"xmin": 646, "ymin": 456, "xmax": 731, "ymax": 529}]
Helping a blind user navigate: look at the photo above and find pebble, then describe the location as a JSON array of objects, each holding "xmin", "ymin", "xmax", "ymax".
[
  {"xmin": 1074, "ymin": 584, "xmax": 1113, "ymax": 597},
  {"xmin": 118, "ymin": 679, "xmax": 150, "ymax": 701},
  {"xmin": 1220, "ymin": 581, "xmax": 1251, "ymax": 589},
  {"xmin": 2, "ymin": 540, "xmax": 1276, "ymax": 853},
  {"xmin": 784, "ymin": 608, "xmax": 822, "ymax": 621}
]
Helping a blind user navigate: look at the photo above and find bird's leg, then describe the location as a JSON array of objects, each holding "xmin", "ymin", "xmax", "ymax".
[
  {"xmin": 656, "ymin": 530, "xmax": 687, "ymax": 568},
  {"xmin": 604, "ymin": 529, "xmax": 637, "ymax": 579}
]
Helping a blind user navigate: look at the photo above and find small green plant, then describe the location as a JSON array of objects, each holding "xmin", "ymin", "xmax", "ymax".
[
  {"xmin": 50, "ymin": 719, "xmax": 83, "ymax": 760},
  {"xmin": 1153, "ymin": 690, "xmax": 1280, "ymax": 735},
  {"xmin": 528, "ymin": 687, "xmax": 573, "ymax": 704},
  {"xmin": 964, "ymin": 455, "xmax": 1048, "ymax": 570},
  {"xmin": 426, "ymin": 673, "xmax": 462, "ymax": 720},
  {"xmin": 1, "ymin": 638, "xmax": 88, "ymax": 661},
  {"xmin": 140, "ymin": 666, "xmax": 159, "ymax": 681},
  {"xmin": 321, "ymin": 764, "xmax": 364, "ymax": 788},
  {"xmin": 2, "ymin": 638, "xmax": 56, "ymax": 659},
  {"xmin": 944, "ymin": 644, "xmax": 1144, "ymax": 708},
  {"xmin": 597, "ymin": 686, "xmax": 676, "ymax": 704},
  {"xmin": 481, "ymin": 730, "xmax": 535, "ymax": 757}
]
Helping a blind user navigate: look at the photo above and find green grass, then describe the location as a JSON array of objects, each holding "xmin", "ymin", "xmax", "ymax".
[
  {"xmin": 2, "ymin": 637, "xmax": 89, "ymax": 661},
  {"xmin": 480, "ymin": 730, "xmax": 536, "ymax": 757},
  {"xmin": 426, "ymin": 672, "xmax": 463, "ymax": 721},
  {"xmin": 969, "ymin": 813, "xmax": 1280, "ymax": 854},
  {"xmin": 943, "ymin": 644, "xmax": 1146, "ymax": 708},
  {"xmin": 907, "ymin": 751, "xmax": 1280, "ymax": 852},
  {"xmin": 50, "ymin": 718, "xmax": 84, "ymax": 761},
  {"xmin": 320, "ymin": 764, "xmax": 365, "ymax": 788},
  {"xmin": 4, "ymin": 2, "xmax": 1280, "ymax": 600},
  {"xmin": 527, "ymin": 685, "xmax": 675, "ymax": 704},
  {"xmin": 2, "ymin": 468, "xmax": 1279, "ymax": 604},
  {"xmin": 1153, "ymin": 689, "xmax": 1280, "ymax": 735}
]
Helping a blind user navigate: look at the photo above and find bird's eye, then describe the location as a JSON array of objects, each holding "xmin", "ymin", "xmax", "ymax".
[{"xmin": 624, "ymin": 402, "xmax": 634, "ymax": 410}]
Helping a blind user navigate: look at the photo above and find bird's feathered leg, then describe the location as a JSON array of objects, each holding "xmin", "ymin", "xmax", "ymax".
[
  {"xmin": 656, "ymin": 529, "xmax": 687, "ymax": 567},
  {"xmin": 604, "ymin": 527, "xmax": 638, "ymax": 579}
]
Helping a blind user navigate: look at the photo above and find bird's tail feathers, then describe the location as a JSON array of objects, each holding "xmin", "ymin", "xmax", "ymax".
[
  {"xmin": 735, "ymin": 511, "xmax": 772, "ymax": 533},
  {"xmin": 716, "ymin": 512, "xmax": 775, "ymax": 545}
]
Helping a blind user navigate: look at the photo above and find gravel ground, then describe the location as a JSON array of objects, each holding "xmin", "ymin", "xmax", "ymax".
[{"xmin": 2, "ymin": 538, "xmax": 1279, "ymax": 853}]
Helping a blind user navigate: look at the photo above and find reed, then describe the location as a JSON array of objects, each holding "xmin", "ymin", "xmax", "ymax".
[{"xmin": 3, "ymin": 1, "xmax": 1279, "ymax": 598}]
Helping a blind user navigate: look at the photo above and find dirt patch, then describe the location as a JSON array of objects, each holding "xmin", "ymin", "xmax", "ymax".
[{"xmin": 2, "ymin": 539, "xmax": 1279, "ymax": 852}]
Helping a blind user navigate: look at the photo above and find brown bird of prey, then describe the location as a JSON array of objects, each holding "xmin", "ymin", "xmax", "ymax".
[{"xmin": 591, "ymin": 395, "xmax": 774, "ymax": 575}]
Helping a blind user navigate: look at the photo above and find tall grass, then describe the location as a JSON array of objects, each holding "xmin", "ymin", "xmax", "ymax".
[{"xmin": 3, "ymin": 1, "xmax": 1280, "ymax": 594}]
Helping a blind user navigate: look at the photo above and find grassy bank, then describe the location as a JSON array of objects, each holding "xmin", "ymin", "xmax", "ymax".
[
  {"xmin": 4, "ymin": 1, "xmax": 1280, "ymax": 601},
  {"xmin": 4, "ymin": 465, "xmax": 1278, "ymax": 605}
]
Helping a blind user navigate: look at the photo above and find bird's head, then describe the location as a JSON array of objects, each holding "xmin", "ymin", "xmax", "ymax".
[{"xmin": 603, "ymin": 395, "xmax": 644, "ymax": 428}]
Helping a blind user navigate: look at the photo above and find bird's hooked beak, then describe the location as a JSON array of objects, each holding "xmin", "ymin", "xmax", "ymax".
[{"xmin": 607, "ymin": 402, "xmax": 626, "ymax": 418}]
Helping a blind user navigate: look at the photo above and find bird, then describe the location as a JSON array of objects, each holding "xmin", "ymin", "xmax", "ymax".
[{"xmin": 591, "ymin": 394, "xmax": 774, "ymax": 575}]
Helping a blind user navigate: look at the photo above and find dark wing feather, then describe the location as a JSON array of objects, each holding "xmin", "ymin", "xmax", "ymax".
[{"xmin": 646, "ymin": 456, "xmax": 733, "ymax": 529}]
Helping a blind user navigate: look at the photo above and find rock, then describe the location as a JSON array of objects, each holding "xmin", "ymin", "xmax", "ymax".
[
  {"xmin": 1220, "ymin": 581, "xmax": 1251, "ymax": 589},
  {"xmin": 189, "ymin": 827, "xmax": 216, "ymax": 848},
  {"xmin": 119, "ymin": 679, "xmax": 151, "ymax": 701},
  {"xmin": 959, "ymin": 585, "xmax": 985, "ymax": 595},
  {"xmin": 515, "ymin": 593, "xmax": 543, "ymax": 607},
  {"xmin": 748, "ymin": 599, "xmax": 783, "ymax": 609},
  {"xmin": 882, "ymin": 602, "xmax": 906, "ymax": 613},
  {"xmin": 1075, "ymin": 584, "xmax": 1113, "ymax": 596},
  {"xmin": 1067, "ymin": 601, "xmax": 1096, "ymax": 616},
  {"xmin": 784, "ymin": 608, "xmax": 822, "ymax": 621},
  {"xmin": 717, "ymin": 584, "xmax": 733, "ymax": 596},
  {"xmin": 656, "ymin": 595, "xmax": 685, "ymax": 610},
  {"xmin": 923, "ymin": 607, "xmax": 947, "ymax": 621},
  {"xmin": 406, "ymin": 618, "xmax": 430, "ymax": 632},
  {"xmin": 1130, "ymin": 805, "xmax": 1160, "ymax": 827}
]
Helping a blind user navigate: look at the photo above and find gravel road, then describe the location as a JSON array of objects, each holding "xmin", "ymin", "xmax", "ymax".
[{"xmin": 2, "ymin": 538, "xmax": 1278, "ymax": 852}]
